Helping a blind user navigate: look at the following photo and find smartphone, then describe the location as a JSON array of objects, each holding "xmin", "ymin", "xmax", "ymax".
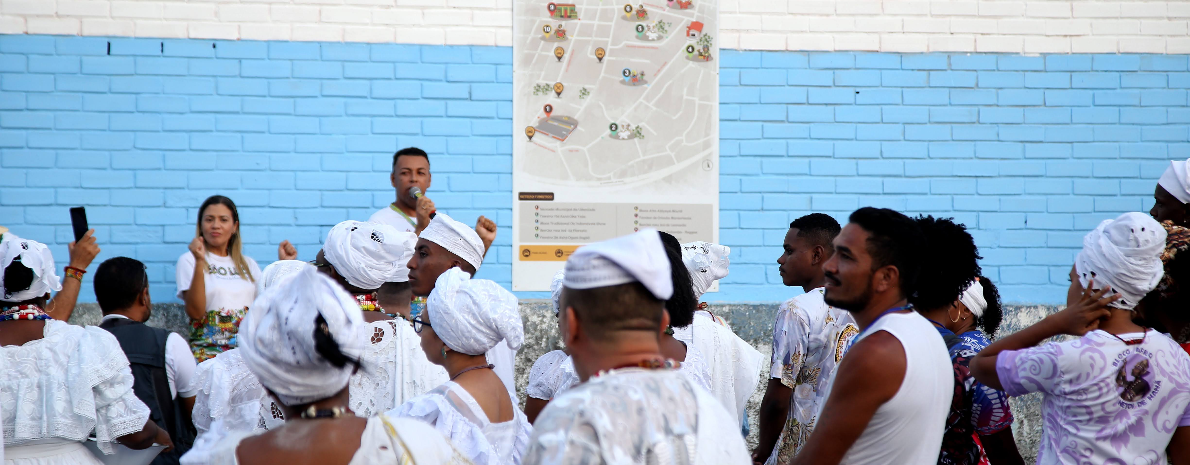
[{"xmin": 69, "ymin": 207, "xmax": 88, "ymax": 242}]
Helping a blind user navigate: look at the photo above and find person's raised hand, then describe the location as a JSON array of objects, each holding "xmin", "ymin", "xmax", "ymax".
[
  {"xmin": 416, "ymin": 195, "xmax": 436, "ymax": 226},
  {"xmin": 278, "ymin": 240, "xmax": 297, "ymax": 261},
  {"xmin": 67, "ymin": 229, "xmax": 100, "ymax": 269},
  {"xmin": 189, "ymin": 236, "xmax": 207, "ymax": 263},
  {"xmin": 475, "ymin": 215, "xmax": 497, "ymax": 252},
  {"xmin": 1049, "ymin": 279, "xmax": 1118, "ymax": 336}
]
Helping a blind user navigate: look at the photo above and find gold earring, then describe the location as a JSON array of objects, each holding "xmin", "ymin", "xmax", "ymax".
[{"xmin": 948, "ymin": 307, "xmax": 960, "ymax": 323}]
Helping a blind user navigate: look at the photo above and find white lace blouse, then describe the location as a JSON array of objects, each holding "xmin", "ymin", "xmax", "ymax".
[
  {"xmin": 186, "ymin": 348, "xmax": 285, "ymax": 439},
  {"xmin": 525, "ymin": 350, "xmax": 580, "ymax": 401},
  {"xmin": 350, "ymin": 319, "xmax": 448, "ymax": 418},
  {"xmin": 1, "ymin": 320, "xmax": 151, "ymax": 454},
  {"xmin": 391, "ymin": 381, "xmax": 532, "ymax": 465}
]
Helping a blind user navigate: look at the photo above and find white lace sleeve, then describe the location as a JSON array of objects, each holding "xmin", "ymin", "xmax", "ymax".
[
  {"xmin": 350, "ymin": 320, "xmax": 400, "ymax": 418},
  {"xmin": 188, "ymin": 349, "xmax": 276, "ymax": 437},
  {"xmin": 526, "ymin": 350, "xmax": 571, "ymax": 400},
  {"xmin": 391, "ymin": 386, "xmax": 499, "ymax": 465},
  {"xmin": 80, "ymin": 326, "xmax": 152, "ymax": 453}
]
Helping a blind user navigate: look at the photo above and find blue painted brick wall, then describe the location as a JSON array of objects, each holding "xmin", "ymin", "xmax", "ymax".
[{"xmin": 1, "ymin": 34, "xmax": 1187, "ymax": 304}]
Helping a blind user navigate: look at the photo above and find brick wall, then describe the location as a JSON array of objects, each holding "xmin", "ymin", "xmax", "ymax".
[
  {"xmin": 3, "ymin": 0, "xmax": 1190, "ymax": 53},
  {"xmin": 1, "ymin": 34, "xmax": 1187, "ymax": 304}
]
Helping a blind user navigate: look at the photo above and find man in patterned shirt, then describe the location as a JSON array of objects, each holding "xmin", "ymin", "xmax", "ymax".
[{"xmin": 754, "ymin": 213, "xmax": 859, "ymax": 465}]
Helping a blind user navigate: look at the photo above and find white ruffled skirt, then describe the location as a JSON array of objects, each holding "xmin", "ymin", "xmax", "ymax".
[{"xmin": 4, "ymin": 439, "xmax": 103, "ymax": 465}]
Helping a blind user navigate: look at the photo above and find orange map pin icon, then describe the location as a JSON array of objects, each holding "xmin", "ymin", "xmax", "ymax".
[
  {"xmin": 554, "ymin": 82, "xmax": 564, "ymax": 97},
  {"xmin": 525, "ymin": 126, "xmax": 535, "ymax": 141},
  {"xmin": 595, "ymin": 47, "xmax": 606, "ymax": 62},
  {"xmin": 554, "ymin": 46, "xmax": 565, "ymax": 61}
]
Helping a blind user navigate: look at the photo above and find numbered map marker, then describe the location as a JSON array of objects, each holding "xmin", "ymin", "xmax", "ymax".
[
  {"xmin": 686, "ymin": 44, "xmax": 695, "ymax": 54},
  {"xmin": 554, "ymin": 82, "xmax": 564, "ymax": 97},
  {"xmin": 609, "ymin": 122, "xmax": 618, "ymax": 133},
  {"xmin": 636, "ymin": 24, "xmax": 645, "ymax": 34},
  {"xmin": 544, "ymin": 104, "xmax": 553, "ymax": 117},
  {"xmin": 543, "ymin": 25, "xmax": 552, "ymax": 35},
  {"xmin": 548, "ymin": 3, "xmax": 556, "ymax": 13},
  {"xmin": 525, "ymin": 126, "xmax": 535, "ymax": 141},
  {"xmin": 595, "ymin": 47, "xmax": 606, "ymax": 62},
  {"xmin": 623, "ymin": 4, "xmax": 633, "ymax": 15},
  {"xmin": 554, "ymin": 46, "xmax": 565, "ymax": 61}
]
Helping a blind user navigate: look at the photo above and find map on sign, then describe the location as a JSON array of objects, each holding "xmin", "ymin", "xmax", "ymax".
[{"xmin": 512, "ymin": 0, "xmax": 719, "ymax": 290}]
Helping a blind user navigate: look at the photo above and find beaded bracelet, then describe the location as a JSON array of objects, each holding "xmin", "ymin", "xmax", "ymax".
[{"xmin": 64, "ymin": 266, "xmax": 86, "ymax": 281}]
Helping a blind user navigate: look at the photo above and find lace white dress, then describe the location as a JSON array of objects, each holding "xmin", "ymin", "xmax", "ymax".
[
  {"xmin": 391, "ymin": 381, "xmax": 532, "ymax": 465},
  {"xmin": 350, "ymin": 319, "xmax": 449, "ymax": 417},
  {"xmin": 525, "ymin": 350, "xmax": 580, "ymax": 401},
  {"xmin": 198, "ymin": 415, "xmax": 472, "ymax": 465},
  {"xmin": 181, "ymin": 349, "xmax": 286, "ymax": 465},
  {"xmin": 1, "ymin": 320, "xmax": 152, "ymax": 465},
  {"xmin": 673, "ymin": 311, "xmax": 765, "ymax": 425}
]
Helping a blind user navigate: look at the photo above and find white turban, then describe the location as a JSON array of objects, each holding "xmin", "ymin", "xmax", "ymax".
[
  {"xmin": 563, "ymin": 229, "xmax": 673, "ymax": 300},
  {"xmin": 419, "ymin": 214, "xmax": 485, "ymax": 271},
  {"xmin": 427, "ymin": 267, "xmax": 523, "ymax": 356},
  {"xmin": 0, "ymin": 236, "xmax": 61, "ymax": 303},
  {"xmin": 239, "ymin": 266, "xmax": 367, "ymax": 406},
  {"xmin": 681, "ymin": 241, "xmax": 730, "ymax": 299},
  {"xmin": 257, "ymin": 260, "xmax": 314, "ymax": 295},
  {"xmin": 550, "ymin": 269, "xmax": 565, "ymax": 315},
  {"xmin": 959, "ymin": 280, "xmax": 987, "ymax": 319},
  {"xmin": 324, "ymin": 220, "xmax": 416, "ymax": 290},
  {"xmin": 1075, "ymin": 212, "xmax": 1167, "ymax": 310},
  {"xmin": 1159, "ymin": 159, "xmax": 1190, "ymax": 204}
]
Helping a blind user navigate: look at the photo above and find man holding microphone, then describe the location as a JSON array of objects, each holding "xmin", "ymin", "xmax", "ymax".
[{"xmin": 371, "ymin": 147, "xmax": 436, "ymax": 235}]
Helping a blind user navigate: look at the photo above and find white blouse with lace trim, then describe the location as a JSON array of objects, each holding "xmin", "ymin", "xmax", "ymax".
[
  {"xmin": 390, "ymin": 381, "xmax": 532, "ymax": 465},
  {"xmin": 186, "ymin": 348, "xmax": 285, "ymax": 440},
  {"xmin": 1, "ymin": 320, "xmax": 151, "ymax": 454},
  {"xmin": 350, "ymin": 319, "xmax": 448, "ymax": 418}
]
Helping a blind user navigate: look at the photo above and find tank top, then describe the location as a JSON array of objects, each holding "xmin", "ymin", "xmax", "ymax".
[{"xmin": 841, "ymin": 311, "xmax": 953, "ymax": 465}]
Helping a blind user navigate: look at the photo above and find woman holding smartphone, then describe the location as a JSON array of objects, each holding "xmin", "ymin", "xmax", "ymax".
[{"xmin": 176, "ymin": 195, "xmax": 261, "ymax": 362}]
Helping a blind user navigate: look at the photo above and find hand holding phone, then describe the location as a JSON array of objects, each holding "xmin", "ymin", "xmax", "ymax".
[{"xmin": 69, "ymin": 207, "xmax": 88, "ymax": 243}]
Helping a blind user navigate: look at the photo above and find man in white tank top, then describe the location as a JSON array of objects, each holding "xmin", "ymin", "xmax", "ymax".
[{"xmin": 793, "ymin": 207, "xmax": 952, "ymax": 465}]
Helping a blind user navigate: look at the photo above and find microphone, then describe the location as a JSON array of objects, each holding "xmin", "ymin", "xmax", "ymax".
[{"xmin": 408, "ymin": 187, "xmax": 436, "ymax": 219}]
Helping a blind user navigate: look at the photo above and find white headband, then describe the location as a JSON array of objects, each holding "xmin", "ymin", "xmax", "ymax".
[
  {"xmin": 681, "ymin": 241, "xmax": 730, "ymax": 299},
  {"xmin": 324, "ymin": 220, "xmax": 416, "ymax": 290},
  {"xmin": 427, "ymin": 267, "xmax": 523, "ymax": 356},
  {"xmin": 1159, "ymin": 159, "xmax": 1190, "ymax": 204},
  {"xmin": 419, "ymin": 214, "xmax": 485, "ymax": 271},
  {"xmin": 959, "ymin": 280, "xmax": 987, "ymax": 319},
  {"xmin": 1075, "ymin": 212, "xmax": 1166, "ymax": 311},
  {"xmin": 239, "ymin": 266, "xmax": 367, "ymax": 406},
  {"xmin": 257, "ymin": 260, "xmax": 314, "ymax": 296},
  {"xmin": 563, "ymin": 229, "xmax": 673, "ymax": 300},
  {"xmin": 550, "ymin": 269, "xmax": 565, "ymax": 316},
  {"xmin": 0, "ymin": 236, "xmax": 62, "ymax": 303}
]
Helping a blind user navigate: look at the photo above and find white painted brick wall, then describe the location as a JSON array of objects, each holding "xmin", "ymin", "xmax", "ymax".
[{"xmin": 2, "ymin": 0, "xmax": 1188, "ymax": 52}]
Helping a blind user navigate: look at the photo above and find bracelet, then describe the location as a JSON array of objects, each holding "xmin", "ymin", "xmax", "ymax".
[{"xmin": 64, "ymin": 266, "xmax": 86, "ymax": 281}]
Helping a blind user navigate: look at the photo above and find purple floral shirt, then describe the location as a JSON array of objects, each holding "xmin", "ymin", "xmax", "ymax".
[{"xmin": 996, "ymin": 330, "xmax": 1190, "ymax": 464}]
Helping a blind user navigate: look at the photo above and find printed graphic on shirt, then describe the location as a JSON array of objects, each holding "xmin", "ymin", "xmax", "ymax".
[
  {"xmin": 1114, "ymin": 350, "xmax": 1158, "ymax": 406},
  {"xmin": 835, "ymin": 324, "xmax": 859, "ymax": 363}
]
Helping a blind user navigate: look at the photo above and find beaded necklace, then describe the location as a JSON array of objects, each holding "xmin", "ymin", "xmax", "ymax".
[
  {"xmin": 356, "ymin": 293, "xmax": 382, "ymax": 312},
  {"xmin": 0, "ymin": 304, "xmax": 51, "ymax": 322},
  {"xmin": 593, "ymin": 357, "xmax": 680, "ymax": 378}
]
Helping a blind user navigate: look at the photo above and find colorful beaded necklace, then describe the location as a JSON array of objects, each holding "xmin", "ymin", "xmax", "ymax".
[
  {"xmin": 593, "ymin": 357, "xmax": 680, "ymax": 378},
  {"xmin": 0, "ymin": 304, "xmax": 51, "ymax": 322}
]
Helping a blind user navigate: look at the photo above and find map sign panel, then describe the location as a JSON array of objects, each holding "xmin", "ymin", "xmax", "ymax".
[{"xmin": 512, "ymin": 0, "xmax": 719, "ymax": 290}]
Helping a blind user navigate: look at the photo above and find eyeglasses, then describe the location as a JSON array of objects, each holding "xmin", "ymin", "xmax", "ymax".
[
  {"xmin": 411, "ymin": 317, "xmax": 432, "ymax": 333},
  {"xmin": 308, "ymin": 259, "xmax": 329, "ymax": 268}
]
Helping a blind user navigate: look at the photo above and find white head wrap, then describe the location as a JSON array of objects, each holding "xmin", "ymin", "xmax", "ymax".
[
  {"xmin": 239, "ymin": 266, "xmax": 367, "ymax": 406},
  {"xmin": 257, "ymin": 260, "xmax": 314, "ymax": 295},
  {"xmin": 419, "ymin": 214, "xmax": 485, "ymax": 271},
  {"xmin": 563, "ymin": 229, "xmax": 673, "ymax": 300},
  {"xmin": 0, "ymin": 237, "xmax": 62, "ymax": 303},
  {"xmin": 427, "ymin": 267, "xmax": 523, "ymax": 356},
  {"xmin": 959, "ymin": 280, "xmax": 987, "ymax": 319},
  {"xmin": 1075, "ymin": 212, "xmax": 1167, "ymax": 310},
  {"xmin": 1158, "ymin": 159, "xmax": 1190, "ymax": 204},
  {"xmin": 324, "ymin": 220, "xmax": 417, "ymax": 290},
  {"xmin": 550, "ymin": 269, "xmax": 566, "ymax": 315},
  {"xmin": 681, "ymin": 241, "xmax": 730, "ymax": 299}
]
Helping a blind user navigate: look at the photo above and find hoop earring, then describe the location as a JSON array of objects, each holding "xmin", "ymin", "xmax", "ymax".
[{"xmin": 948, "ymin": 306, "xmax": 960, "ymax": 323}]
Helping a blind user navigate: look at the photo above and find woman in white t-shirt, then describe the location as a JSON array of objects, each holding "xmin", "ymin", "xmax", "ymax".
[{"xmin": 176, "ymin": 195, "xmax": 262, "ymax": 363}]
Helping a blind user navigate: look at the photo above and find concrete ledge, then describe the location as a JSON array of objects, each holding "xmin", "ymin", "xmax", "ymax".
[{"xmin": 71, "ymin": 301, "xmax": 1055, "ymax": 459}]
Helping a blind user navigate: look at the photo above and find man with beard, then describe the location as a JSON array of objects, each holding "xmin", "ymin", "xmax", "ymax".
[{"xmin": 792, "ymin": 207, "xmax": 951, "ymax": 465}]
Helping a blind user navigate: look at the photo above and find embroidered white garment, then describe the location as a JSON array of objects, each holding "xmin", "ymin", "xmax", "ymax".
[
  {"xmin": 1074, "ymin": 212, "xmax": 1166, "ymax": 310},
  {"xmin": 1, "ymin": 320, "xmax": 151, "ymax": 455},
  {"xmin": 427, "ymin": 268, "xmax": 523, "ymax": 357},
  {"xmin": 1159, "ymin": 158, "xmax": 1190, "ymax": 203},
  {"xmin": 255, "ymin": 260, "xmax": 312, "ymax": 297},
  {"xmin": 673, "ymin": 311, "xmax": 764, "ymax": 425},
  {"xmin": 764, "ymin": 288, "xmax": 859, "ymax": 465},
  {"xmin": 391, "ymin": 381, "xmax": 532, "ymax": 465},
  {"xmin": 525, "ymin": 350, "xmax": 580, "ymax": 401},
  {"xmin": 679, "ymin": 241, "xmax": 730, "ymax": 299},
  {"xmin": 350, "ymin": 319, "xmax": 449, "ymax": 417},
  {"xmin": 324, "ymin": 220, "xmax": 417, "ymax": 290},
  {"xmin": 562, "ymin": 229, "xmax": 672, "ymax": 300},
  {"xmin": 522, "ymin": 368, "xmax": 750, "ymax": 465},
  {"xmin": 186, "ymin": 349, "xmax": 285, "ymax": 438},
  {"xmin": 0, "ymin": 236, "xmax": 61, "ymax": 303},
  {"xmin": 420, "ymin": 213, "xmax": 486, "ymax": 271},
  {"xmin": 194, "ymin": 415, "xmax": 473, "ymax": 465}
]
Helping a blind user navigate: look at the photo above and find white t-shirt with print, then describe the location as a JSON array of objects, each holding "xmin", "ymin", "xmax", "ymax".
[
  {"xmin": 996, "ymin": 329, "xmax": 1190, "ymax": 464},
  {"xmin": 175, "ymin": 252, "xmax": 261, "ymax": 311},
  {"xmin": 368, "ymin": 205, "xmax": 417, "ymax": 234}
]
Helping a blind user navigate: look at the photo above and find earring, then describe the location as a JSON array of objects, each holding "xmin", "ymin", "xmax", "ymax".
[
  {"xmin": 948, "ymin": 307, "xmax": 960, "ymax": 323},
  {"xmin": 440, "ymin": 347, "xmax": 447, "ymax": 359}
]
